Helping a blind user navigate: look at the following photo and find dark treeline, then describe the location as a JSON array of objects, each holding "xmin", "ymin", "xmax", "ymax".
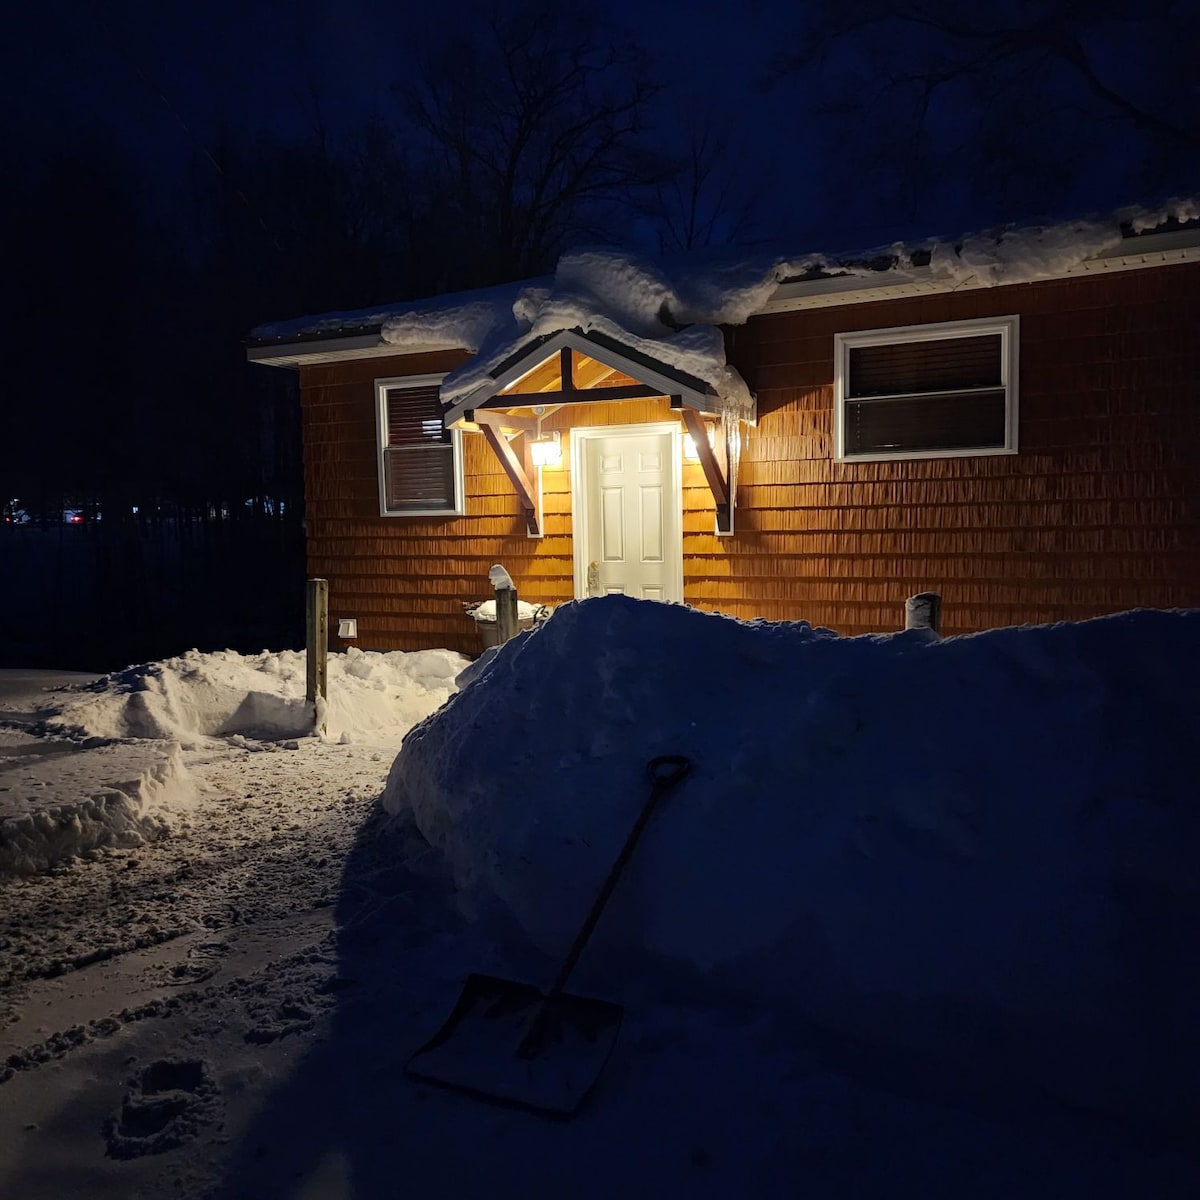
[
  {"xmin": 1, "ymin": 517, "xmax": 304, "ymax": 672},
  {"xmin": 2, "ymin": 0, "xmax": 1195, "ymax": 668},
  {"xmin": 2, "ymin": 5, "xmax": 757, "ymax": 667},
  {"xmin": 3, "ymin": 5, "xmax": 765, "ymax": 532}
]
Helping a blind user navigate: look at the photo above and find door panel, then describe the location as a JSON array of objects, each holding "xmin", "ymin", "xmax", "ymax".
[
  {"xmin": 601, "ymin": 487, "xmax": 625, "ymax": 561},
  {"xmin": 640, "ymin": 486, "xmax": 664, "ymax": 561}
]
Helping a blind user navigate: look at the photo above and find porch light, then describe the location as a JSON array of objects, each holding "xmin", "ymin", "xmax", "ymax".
[{"xmin": 530, "ymin": 429, "xmax": 562, "ymax": 467}]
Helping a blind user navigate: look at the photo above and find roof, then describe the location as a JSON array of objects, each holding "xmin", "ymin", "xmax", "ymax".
[{"xmin": 246, "ymin": 198, "xmax": 1200, "ymax": 415}]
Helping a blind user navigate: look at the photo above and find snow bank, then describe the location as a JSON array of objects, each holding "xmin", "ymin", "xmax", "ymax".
[
  {"xmin": 0, "ymin": 645, "xmax": 465, "ymax": 877},
  {"xmin": 383, "ymin": 597, "xmax": 1200, "ymax": 1120},
  {"xmin": 45, "ymin": 646, "xmax": 467, "ymax": 746},
  {"xmin": 0, "ymin": 742, "xmax": 193, "ymax": 876}
]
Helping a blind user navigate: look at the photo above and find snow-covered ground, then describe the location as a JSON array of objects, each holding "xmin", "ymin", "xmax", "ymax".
[{"xmin": 1, "ymin": 602, "xmax": 1197, "ymax": 1199}]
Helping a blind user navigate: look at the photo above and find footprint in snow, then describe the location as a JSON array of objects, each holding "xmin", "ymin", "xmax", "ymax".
[{"xmin": 102, "ymin": 1058, "xmax": 220, "ymax": 1160}]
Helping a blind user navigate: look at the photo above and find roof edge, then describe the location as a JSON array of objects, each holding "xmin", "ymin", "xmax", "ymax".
[
  {"xmin": 758, "ymin": 227, "xmax": 1200, "ymax": 315},
  {"xmin": 246, "ymin": 334, "xmax": 463, "ymax": 369}
]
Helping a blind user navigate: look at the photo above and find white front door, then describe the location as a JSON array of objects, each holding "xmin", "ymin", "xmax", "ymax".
[{"xmin": 572, "ymin": 423, "xmax": 683, "ymax": 601}]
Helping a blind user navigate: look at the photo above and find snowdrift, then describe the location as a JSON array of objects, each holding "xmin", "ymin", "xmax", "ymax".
[
  {"xmin": 0, "ymin": 645, "xmax": 467, "ymax": 876},
  {"xmin": 45, "ymin": 646, "xmax": 466, "ymax": 745},
  {"xmin": 0, "ymin": 742, "xmax": 193, "ymax": 876},
  {"xmin": 383, "ymin": 597, "xmax": 1200, "ymax": 1122}
]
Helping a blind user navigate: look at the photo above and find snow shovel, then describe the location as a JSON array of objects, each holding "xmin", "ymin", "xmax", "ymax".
[{"xmin": 404, "ymin": 754, "xmax": 691, "ymax": 1117}]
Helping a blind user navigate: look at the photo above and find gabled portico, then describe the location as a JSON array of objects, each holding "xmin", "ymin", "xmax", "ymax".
[{"xmin": 443, "ymin": 327, "xmax": 748, "ymax": 536}]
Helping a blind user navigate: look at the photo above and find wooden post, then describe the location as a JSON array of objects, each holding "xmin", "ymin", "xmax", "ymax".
[
  {"xmin": 495, "ymin": 581, "xmax": 519, "ymax": 645},
  {"xmin": 905, "ymin": 591, "xmax": 942, "ymax": 634},
  {"xmin": 306, "ymin": 578, "xmax": 328, "ymax": 721}
]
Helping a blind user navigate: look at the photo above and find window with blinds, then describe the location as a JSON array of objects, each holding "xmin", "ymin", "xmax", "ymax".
[
  {"xmin": 834, "ymin": 317, "xmax": 1018, "ymax": 462},
  {"xmin": 376, "ymin": 377, "xmax": 462, "ymax": 515}
]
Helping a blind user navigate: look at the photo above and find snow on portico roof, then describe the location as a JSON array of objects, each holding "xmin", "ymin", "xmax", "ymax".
[{"xmin": 245, "ymin": 198, "xmax": 1200, "ymax": 388}]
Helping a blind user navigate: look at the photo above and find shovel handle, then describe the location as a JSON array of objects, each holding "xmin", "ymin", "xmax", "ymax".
[{"xmin": 546, "ymin": 754, "xmax": 691, "ymax": 998}]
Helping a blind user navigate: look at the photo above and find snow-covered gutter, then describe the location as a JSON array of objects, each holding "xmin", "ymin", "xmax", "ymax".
[
  {"xmin": 245, "ymin": 198, "xmax": 1200, "ymax": 371},
  {"xmin": 760, "ymin": 223, "xmax": 1200, "ymax": 314}
]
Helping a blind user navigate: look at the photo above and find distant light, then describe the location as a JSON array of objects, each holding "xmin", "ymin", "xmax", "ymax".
[{"xmin": 132, "ymin": 506, "xmax": 139, "ymax": 514}]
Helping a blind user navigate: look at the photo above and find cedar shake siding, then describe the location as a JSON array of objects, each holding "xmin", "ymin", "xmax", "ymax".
[
  {"xmin": 299, "ymin": 262, "xmax": 1200, "ymax": 654},
  {"xmin": 731, "ymin": 263, "xmax": 1199, "ymax": 636}
]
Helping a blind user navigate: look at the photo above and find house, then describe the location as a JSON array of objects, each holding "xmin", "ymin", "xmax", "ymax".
[{"xmin": 246, "ymin": 200, "xmax": 1200, "ymax": 655}]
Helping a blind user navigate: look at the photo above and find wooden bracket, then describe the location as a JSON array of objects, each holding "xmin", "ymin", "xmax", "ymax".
[
  {"xmin": 682, "ymin": 408, "xmax": 733, "ymax": 534},
  {"xmin": 464, "ymin": 409, "xmax": 537, "ymax": 434},
  {"xmin": 475, "ymin": 410, "xmax": 541, "ymax": 536}
]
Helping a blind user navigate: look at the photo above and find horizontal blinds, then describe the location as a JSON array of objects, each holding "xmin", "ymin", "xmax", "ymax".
[
  {"xmin": 384, "ymin": 444, "xmax": 456, "ymax": 511},
  {"xmin": 386, "ymin": 385, "xmax": 449, "ymax": 446},
  {"xmin": 848, "ymin": 334, "xmax": 1002, "ymax": 397},
  {"xmin": 844, "ymin": 390, "xmax": 1007, "ymax": 456}
]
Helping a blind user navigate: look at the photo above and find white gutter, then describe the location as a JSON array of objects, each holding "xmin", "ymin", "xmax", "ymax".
[
  {"xmin": 758, "ymin": 228, "xmax": 1200, "ymax": 315},
  {"xmin": 246, "ymin": 334, "xmax": 464, "ymax": 369}
]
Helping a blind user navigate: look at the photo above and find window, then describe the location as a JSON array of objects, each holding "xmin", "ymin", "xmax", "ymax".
[
  {"xmin": 376, "ymin": 375, "xmax": 464, "ymax": 516},
  {"xmin": 834, "ymin": 316, "xmax": 1019, "ymax": 462}
]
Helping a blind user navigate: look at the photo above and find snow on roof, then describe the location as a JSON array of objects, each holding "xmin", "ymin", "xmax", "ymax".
[
  {"xmin": 250, "ymin": 278, "xmax": 546, "ymax": 346},
  {"xmin": 248, "ymin": 197, "xmax": 1198, "ymax": 417}
]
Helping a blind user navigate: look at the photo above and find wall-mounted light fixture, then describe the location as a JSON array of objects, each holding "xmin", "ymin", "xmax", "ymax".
[
  {"xmin": 530, "ymin": 429, "xmax": 562, "ymax": 468},
  {"xmin": 338, "ymin": 618, "xmax": 358, "ymax": 639}
]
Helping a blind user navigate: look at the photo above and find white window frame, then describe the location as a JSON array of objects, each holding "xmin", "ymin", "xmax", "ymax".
[
  {"xmin": 375, "ymin": 373, "xmax": 465, "ymax": 517},
  {"xmin": 833, "ymin": 315, "xmax": 1020, "ymax": 463}
]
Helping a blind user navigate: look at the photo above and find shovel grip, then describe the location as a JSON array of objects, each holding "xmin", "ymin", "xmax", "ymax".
[{"xmin": 547, "ymin": 754, "xmax": 691, "ymax": 998}]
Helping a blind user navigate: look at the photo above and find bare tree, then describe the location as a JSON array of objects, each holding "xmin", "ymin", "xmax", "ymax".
[
  {"xmin": 646, "ymin": 108, "xmax": 770, "ymax": 255},
  {"xmin": 772, "ymin": 0, "xmax": 1200, "ymax": 226},
  {"xmin": 397, "ymin": 2, "xmax": 661, "ymax": 285}
]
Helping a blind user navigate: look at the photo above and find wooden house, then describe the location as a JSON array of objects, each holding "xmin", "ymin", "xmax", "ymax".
[{"xmin": 247, "ymin": 205, "xmax": 1200, "ymax": 655}]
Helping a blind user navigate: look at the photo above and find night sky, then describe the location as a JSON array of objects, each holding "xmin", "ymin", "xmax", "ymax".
[
  {"xmin": 12, "ymin": 0, "xmax": 1196, "ymax": 255},
  {"xmin": 2, "ymin": 0, "xmax": 1197, "ymax": 664}
]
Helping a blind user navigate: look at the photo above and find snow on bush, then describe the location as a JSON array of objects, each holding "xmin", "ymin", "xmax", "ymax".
[
  {"xmin": 383, "ymin": 596, "xmax": 1200, "ymax": 1121},
  {"xmin": 45, "ymin": 646, "xmax": 468, "ymax": 746}
]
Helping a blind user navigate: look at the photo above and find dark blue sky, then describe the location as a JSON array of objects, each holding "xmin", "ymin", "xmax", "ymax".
[{"xmin": 6, "ymin": 0, "xmax": 1197, "ymax": 257}]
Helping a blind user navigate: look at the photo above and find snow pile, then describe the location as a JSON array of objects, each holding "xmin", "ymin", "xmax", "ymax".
[
  {"xmin": 45, "ymin": 646, "xmax": 467, "ymax": 747},
  {"xmin": 384, "ymin": 597, "xmax": 1200, "ymax": 1120},
  {"xmin": 0, "ymin": 645, "xmax": 467, "ymax": 876},
  {"xmin": 0, "ymin": 742, "xmax": 193, "ymax": 876}
]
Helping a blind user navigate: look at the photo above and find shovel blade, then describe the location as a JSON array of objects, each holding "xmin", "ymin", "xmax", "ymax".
[{"xmin": 405, "ymin": 973, "xmax": 623, "ymax": 1117}]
